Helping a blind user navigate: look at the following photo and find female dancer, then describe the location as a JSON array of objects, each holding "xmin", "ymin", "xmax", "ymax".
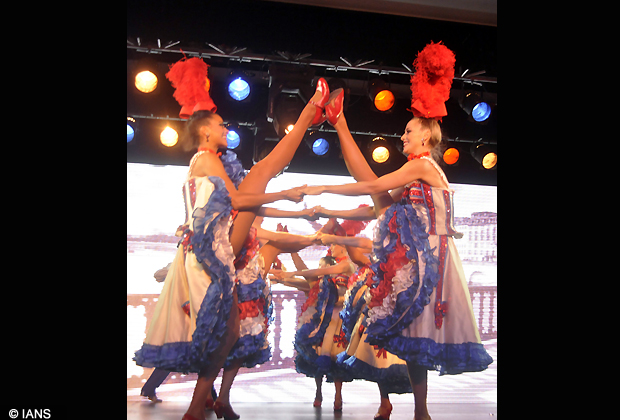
[
  {"xmin": 314, "ymin": 231, "xmax": 412, "ymax": 420},
  {"xmin": 271, "ymin": 241, "xmax": 355, "ymax": 412},
  {"xmin": 134, "ymin": 66, "xmax": 335, "ymax": 420},
  {"xmin": 302, "ymin": 112, "xmax": 494, "ymax": 419},
  {"xmin": 300, "ymin": 42, "xmax": 493, "ymax": 418}
]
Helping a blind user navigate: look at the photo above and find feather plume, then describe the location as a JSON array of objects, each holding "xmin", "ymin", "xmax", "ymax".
[
  {"xmin": 410, "ymin": 41, "xmax": 455, "ymax": 121},
  {"xmin": 165, "ymin": 57, "xmax": 217, "ymax": 118}
]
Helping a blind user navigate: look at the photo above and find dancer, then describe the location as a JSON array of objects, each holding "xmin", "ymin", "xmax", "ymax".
[
  {"xmin": 314, "ymin": 231, "xmax": 412, "ymax": 420},
  {"xmin": 300, "ymin": 42, "xmax": 493, "ymax": 420},
  {"xmin": 133, "ymin": 56, "xmax": 334, "ymax": 420},
  {"xmin": 271, "ymin": 238, "xmax": 355, "ymax": 412}
]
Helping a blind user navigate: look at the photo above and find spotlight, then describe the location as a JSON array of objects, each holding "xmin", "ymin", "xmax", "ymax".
[
  {"xmin": 459, "ymin": 91, "xmax": 493, "ymax": 123},
  {"xmin": 160, "ymin": 126, "xmax": 179, "ymax": 147},
  {"xmin": 228, "ymin": 77, "xmax": 250, "ymax": 101},
  {"xmin": 470, "ymin": 141, "xmax": 497, "ymax": 170},
  {"xmin": 305, "ymin": 131, "xmax": 331, "ymax": 156},
  {"xmin": 368, "ymin": 79, "xmax": 395, "ymax": 112},
  {"xmin": 312, "ymin": 138, "xmax": 329, "ymax": 155},
  {"xmin": 135, "ymin": 70, "xmax": 158, "ymax": 93},
  {"xmin": 127, "ymin": 117, "xmax": 136, "ymax": 143},
  {"xmin": 443, "ymin": 147, "xmax": 460, "ymax": 165},
  {"xmin": 267, "ymin": 64, "xmax": 316, "ymax": 132},
  {"xmin": 272, "ymin": 94, "xmax": 305, "ymax": 138},
  {"xmin": 369, "ymin": 136, "xmax": 390, "ymax": 163},
  {"xmin": 227, "ymin": 130, "xmax": 241, "ymax": 149}
]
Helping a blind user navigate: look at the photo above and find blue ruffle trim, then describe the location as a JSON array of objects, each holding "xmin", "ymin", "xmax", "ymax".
[
  {"xmin": 294, "ymin": 354, "xmax": 355, "ymax": 383},
  {"xmin": 340, "ymin": 277, "xmax": 367, "ymax": 342},
  {"xmin": 294, "ymin": 276, "xmax": 337, "ymax": 353},
  {"xmin": 364, "ymin": 202, "xmax": 440, "ymax": 347},
  {"xmin": 221, "ymin": 150, "xmax": 246, "ymax": 188},
  {"xmin": 225, "ymin": 332, "xmax": 272, "ymax": 368},
  {"xmin": 226, "ymin": 271, "xmax": 274, "ymax": 367},
  {"xmin": 133, "ymin": 342, "xmax": 194, "ymax": 373},
  {"xmin": 336, "ymin": 351, "xmax": 412, "ymax": 393},
  {"xmin": 375, "ymin": 336, "xmax": 493, "ymax": 376},
  {"xmin": 134, "ymin": 177, "xmax": 236, "ymax": 373}
]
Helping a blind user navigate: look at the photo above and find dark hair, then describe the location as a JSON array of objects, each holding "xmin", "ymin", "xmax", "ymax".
[
  {"xmin": 181, "ymin": 110, "xmax": 217, "ymax": 152},
  {"xmin": 320, "ymin": 256, "xmax": 337, "ymax": 266}
]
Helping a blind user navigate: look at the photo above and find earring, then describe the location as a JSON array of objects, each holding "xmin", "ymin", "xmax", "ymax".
[{"xmin": 421, "ymin": 138, "xmax": 425, "ymax": 146}]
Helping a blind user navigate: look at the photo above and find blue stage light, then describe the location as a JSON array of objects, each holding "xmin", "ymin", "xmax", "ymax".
[
  {"xmin": 227, "ymin": 130, "xmax": 241, "ymax": 149},
  {"xmin": 312, "ymin": 138, "xmax": 329, "ymax": 155},
  {"xmin": 127, "ymin": 124, "xmax": 135, "ymax": 142},
  {"xmin": 472, "ymin": 102, "xmax": 491, "ymax": 122},
  {"xmin": 228, "ymin": 78, "xmax": 250, "ymax": 101}
]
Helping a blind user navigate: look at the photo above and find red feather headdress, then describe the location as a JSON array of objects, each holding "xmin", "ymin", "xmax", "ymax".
[
  {"xmin": 165, "ymin": 56, "xmax": 217, "ymax": 119},
  {"xmin": 409, "ymin": 41, "xmax": 456, "ymax": 122}
]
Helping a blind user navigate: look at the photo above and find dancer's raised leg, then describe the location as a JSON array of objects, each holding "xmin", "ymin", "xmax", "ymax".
[
  {"xmin": 229, "ymin": 82, "xmax": 328, "ymax": 255},
  {"xmin": 332, "ymin": 113, "xmax": 394, "ymax": 214}
]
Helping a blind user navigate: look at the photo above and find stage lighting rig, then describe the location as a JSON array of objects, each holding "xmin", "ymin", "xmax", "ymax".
[
  {"xmin": 267, "ymin": 64, "xmax": 316, "ymax": 137},
  {"xmin": 368, "ymin": 79, "xmax": 394, "ymax": 112},
  {"xmin": 470, "ymin": 141, "xmax": 497, "ymax": 169}
]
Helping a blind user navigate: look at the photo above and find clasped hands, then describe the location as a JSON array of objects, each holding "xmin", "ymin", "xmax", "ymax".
[{"xmin": 281, "ymin": 185, "xmax": 325, "ymax": 204}]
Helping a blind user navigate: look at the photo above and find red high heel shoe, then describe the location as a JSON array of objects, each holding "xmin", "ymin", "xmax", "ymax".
[
  {"xmin": 213, "ymin": 400, "xmax": 240, "ymax": 420},
  {"xmin": 334, "ymin": 397, "xmax": 343, "ymax": 412},
  {"xmin": 373, "ymin": 403, "xmax": 392, "ymax": 420},
  {"xmin": 309, "ymin": 77, "xmax": 330, "ymax": 125},
  {"xmin": 325, "ymin": 88, "xmax": 344, "ymax": 125},
  {"xmin": 313, "ymin": 397, "xmax": 322, "ymax": 407},
  {"xmin": 205, "ymin": 396, "xmax": 215, "ymax": 411}
]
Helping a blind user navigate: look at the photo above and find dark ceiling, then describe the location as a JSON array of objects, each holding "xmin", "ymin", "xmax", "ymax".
[{"xmin": 127, "ymin": 0, "xmax": 497, "ymax": 185}]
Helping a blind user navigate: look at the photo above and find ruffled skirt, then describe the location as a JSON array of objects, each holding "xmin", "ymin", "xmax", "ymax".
[
  {"xmin": 336, "ymin": 268, "xmax": 411, "ymax": 393},
  {"xmin": 133, "ymin": 176, "xmax": 272, "ymax": 373},
  {"xmin": 363, "ymin": 202, "xmax": 493, "ymax": 376},
  {"xmin": 294, "ymin": 277, "xmax": 353, "ymax": 382}
]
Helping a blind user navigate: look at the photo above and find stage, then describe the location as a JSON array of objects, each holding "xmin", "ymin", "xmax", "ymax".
[
  {"xmin": 127, "ymin": 341, "xmax": 496, "ymax": 419},
  {"xmin": 127, "ymin": 402, "xmax": 497, "ymax": 420}
]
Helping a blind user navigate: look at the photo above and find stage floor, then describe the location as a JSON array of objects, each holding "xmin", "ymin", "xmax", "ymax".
[
  {"xmin": 127, "ymin": 341, "xmax": 496, "ymax": 419},
  {"xmin": 127, "ymin": 401, "xmax": 497, "ymax": 420}
]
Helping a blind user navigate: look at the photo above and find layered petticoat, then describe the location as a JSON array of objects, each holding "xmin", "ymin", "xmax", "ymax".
[
  {"xmin": 134, "ymin": 151, "xmax": 272, "ymax": 373},
  {"xmin": 133, "ymin": 176, "xmax": 237, "ymax": 373},
  {"xmin": 226, "ymin": 228, "xmax": 273, "ymax": 369},
  {"xmin": 294, "ymin": 276, "xmax": 353, "ymax": 382},
  {"xmin": 363, "ymin": 199, "xmax": 493, "ymax": 376},
  {"xmin": 336, "ymin": 266, "xmax": 412, "ymax": 393}
]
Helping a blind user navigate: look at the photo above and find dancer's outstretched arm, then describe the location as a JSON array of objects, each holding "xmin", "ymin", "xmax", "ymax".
[
  {"xmin": 317, "ymin": 232, "xmax": 372, "ymax": 251},
  {"xmin": 311, "ymin": 205, "xmax": 376, "ymax": 221},
  {"xmin": 192, "ymin": 151, "xmax": 305, "ymax": 210},
  {"xmin": 270, "ymin": 274, "xmax": 312, "ymax": 292}
]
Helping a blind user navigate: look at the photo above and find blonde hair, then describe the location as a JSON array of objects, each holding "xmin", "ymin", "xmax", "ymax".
[{"xmin": 414, "ymin": 117, "xmax": 445, "ymax": 163}]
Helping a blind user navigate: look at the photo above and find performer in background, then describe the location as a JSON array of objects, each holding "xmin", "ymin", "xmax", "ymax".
[
  {"xmin": 300, "ymin": 42, "xmax": 493, "ymax": 420},
  {"xmin": 133, "ymin": 56, "xmax": 336, "ymax": 420},
  {"xmin": 271, "ymin": 241, "xmax": 355, "ymax": 413}
]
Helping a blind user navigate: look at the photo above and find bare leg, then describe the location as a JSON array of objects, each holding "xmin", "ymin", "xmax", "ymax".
[
  {"xmin": 185, "ymin": 288, "xmax": 240, "ymax": 420},
  {"xmin": 314, "ymin": 375, "xmax": 323, "ymax": 404},
  {"xmin": 333, "ymin": 114, "xmax": 394, "ymax": 215},
  {"xmin": 407, "ymin": 362, "xmax": 431, "ymax": 420},
  {"xmin": 334, "ymin": 380, "xmax": 343, "ymax": 410},
  {"xmin": 376, "ymin": 383, "xmax": 393, "ymax": 418},
  {"xmin": 258, "ymin": 232, "xmax": 318, "ymax": 278},
  {"xmin": 229, "ymin": 94, "xmax": 322, "ymax": 256},
  {"xmin": 216, "ymin": 357, "xmax": 243, "ymax": 408}
]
